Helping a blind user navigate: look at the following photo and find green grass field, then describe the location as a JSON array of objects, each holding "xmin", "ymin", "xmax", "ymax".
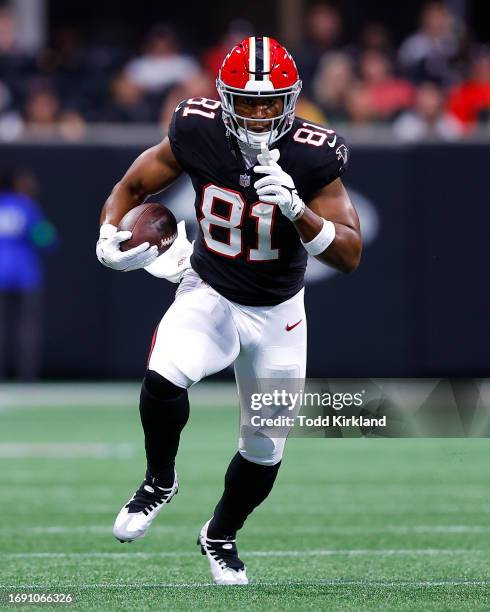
[{"xmin": 0, "ymin": 383, "xmax": 489, "ymax": 611}]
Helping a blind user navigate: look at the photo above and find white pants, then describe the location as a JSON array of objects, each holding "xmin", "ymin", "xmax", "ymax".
[{"xmin": 148, "ymin": 269, "xmax": 307, "ymax": 465}]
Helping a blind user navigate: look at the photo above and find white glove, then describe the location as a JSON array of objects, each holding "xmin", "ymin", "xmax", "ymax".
[
  {"xmin": 253, "ymin": 142, "xmax": 305, "ymax": 221},
  {"xmin": 144, "ymin": 220, "xmax": 193, "ymax": 283},
  {"xmin": 96, "ymin": 223, "xmax": 158, "ymax": 272}
]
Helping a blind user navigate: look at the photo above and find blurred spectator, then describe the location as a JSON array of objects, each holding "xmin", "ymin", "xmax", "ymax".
[
  {"xmin": 344, "ymin": 84, "xmax": 375, "ymax": 125},
  {"xmin": 393, "ymin": 82, "xmax": 463, "ymax": 141},
  {"xmin": 125, "ymin": 25, "xmax": 199, "ymax": 93},
  {"xmin": 0, "ymin": 169, "xmax": 57, "ymax": 380},
  {"xmin": 306, "ymin": 3, "xmax": 342, "ymax": 51},
  {"xmin": 360, "ymin": 50, "xmax": 415, "ymax": 121},
  {"xmin": 103, "ymin": 72, "xmax": 153, "ymax": 123},
  {"xmin": 295, "ymin": 3, "xmax": 343, "ymax": 95},
  {"xmin": 160, "ymin": 72, "xmax": 215, "ymax": 130},
  {"xmin": 202, "ymin": 19, "xmax": 253, "ymax": 80},
  {"xmin": 346, "ymin": 22, "xmax": 394, "ymax": 63},
  {"xmin": 0, "ymin": 5, "xmax": 32, "ymax": 101},
  {"xmin": 0, "ymin": 79, "xmax": 22, "ymax": 140},
  {"xmin": 448, "ymin": 47, "xmax": 490, "ymax": 129},
  {"xmin": 398, "ymin": 2, "xmax": 463, "ymax": 87},
  {"xmin": 23, "ymin": 84, "xmax": 60, "ymax": 135},
  {"xmin": 312, "ymin": 52, "xmax": 355, "ymax": 122},
  {"xmin": 359, "ymin": 23, "xmax": 393, "ymax": 56},
  {"xmin": 22, "ymin": 83, "xmax": 87, "ymax": 140},
  {"xmin": 58, "ymin": 109, "xmax": 87, "ymax": 141},
  {"xmin": 36, "ymin": 27, "xmax": 85, "ymax": 77},
  {"xmin": 0, "ymin": 7, "xmax": 17, "ymax": 55}
]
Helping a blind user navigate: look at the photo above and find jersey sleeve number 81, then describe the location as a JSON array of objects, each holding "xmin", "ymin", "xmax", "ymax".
[{"xmin": 293, "ymin": 122, "xmax": 337, "ymax": 147}]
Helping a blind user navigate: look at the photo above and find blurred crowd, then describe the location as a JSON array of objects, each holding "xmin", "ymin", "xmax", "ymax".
[{"xmin": 0, "ymin": 2, "xmax": 488, "ymax": 141}]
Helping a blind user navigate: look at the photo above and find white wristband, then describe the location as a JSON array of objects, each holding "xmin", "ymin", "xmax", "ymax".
[{"xmin": 301, "ymin": 219, "xmax": 336, "ymax": 256}]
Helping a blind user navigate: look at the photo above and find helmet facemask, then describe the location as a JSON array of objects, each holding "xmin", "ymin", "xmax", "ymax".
[{"xmin": 217, "ymin": 80, "xmax": 302, "ymax": 149}]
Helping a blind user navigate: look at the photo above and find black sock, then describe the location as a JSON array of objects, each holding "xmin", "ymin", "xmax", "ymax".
[
  {"xmin": 139, "ymin": 370, "xmax": 189, "ymax": 487},
  {"xmin": 209, "ymin": 452, "xmax": 281, "ymax": 538}
]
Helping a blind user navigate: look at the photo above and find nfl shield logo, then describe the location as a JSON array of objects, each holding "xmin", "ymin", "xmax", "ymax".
[{"xmin": 239, "ymin": 174, "xmax": 251, "ymax": 188}]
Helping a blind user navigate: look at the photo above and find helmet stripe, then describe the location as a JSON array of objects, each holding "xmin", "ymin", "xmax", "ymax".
[
  {"xmin": 248, "ymin": 37, "xmax": 256, "ymax": 80},
  {"xmin": 263, "ymin": 38, "xmax": 270, "ymax": 72},
  {"xmin": 263, "ymin": 37, "xmax": 270, "ymax": 81},
  {"xmin": 255, "ymin": 37, "xmax": 264, "ymax": 80}
]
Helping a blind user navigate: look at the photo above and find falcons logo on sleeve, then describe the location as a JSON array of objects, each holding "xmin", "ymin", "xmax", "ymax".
[{"xmin": 336, "ymin": 144, "xmax": 348, "ymax": 165}]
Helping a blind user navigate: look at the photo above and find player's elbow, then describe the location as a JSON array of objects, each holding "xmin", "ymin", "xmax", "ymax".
[
  {"xmin": 340, "ymin": 258, "xmax": 359, "ymax": 274},
  {"xmin": 334, "ymin": 226, "xmax": 362, "ymax": 274},
  {"xmin": 343, "ymin": 244, "xmax": 362, "ymax": 273},
  {"xmin": 335, "ymin": 239, "xmax": 362, "ymax": 274}
]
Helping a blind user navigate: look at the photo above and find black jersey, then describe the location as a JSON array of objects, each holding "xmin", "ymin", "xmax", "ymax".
[{"xmin": 168, "ymin": 97, "xmax": 349, "ymax": 306}]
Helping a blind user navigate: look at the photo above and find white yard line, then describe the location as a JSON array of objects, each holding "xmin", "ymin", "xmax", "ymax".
[
  {"xmin": 390, "ymin": 525, "xmax": 490, "ymax": 534},
  {"xmin": 0, "ymin": 384, "xmax": 140, "ymax": 409},
  {"xmin": 2, "ymin": 501, "xmax": 488, "ymax": 515},
  {"xmin": 266, "ymin": 503, "xmax": 490, "ymax": 514},
  {"xmin": 1, "ymin": 525, "xmax": 490, "ymax": 535},
  {"xmin": 0, "ymin": 443, "xmax": 135, "ymax": 458},
  {"xmin": 0, "ymin": 580, "xmax": 488, "ymax": 589},
  {"xmin": 2, "ymin": 549, "xmax": 488, "ymax": 560},
  {"xmin": 0, "ymin": 382, "xmax": 236, "ymax": 410}
]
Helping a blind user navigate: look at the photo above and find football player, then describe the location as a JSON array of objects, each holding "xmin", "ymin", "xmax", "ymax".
[{"xmin": 96, "ymin": 36, "xmax": 361, "ymax": 585}]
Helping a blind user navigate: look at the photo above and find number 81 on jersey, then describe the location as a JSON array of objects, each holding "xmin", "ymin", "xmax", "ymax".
[{"xmin": 199, "ymin": 185, "xmax": 279, "ymax": 261}]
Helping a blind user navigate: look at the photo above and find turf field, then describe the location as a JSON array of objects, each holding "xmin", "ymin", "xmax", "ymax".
[{"xmin": 0, "ymin": 383, "xmax": 489, "ymax": 611}]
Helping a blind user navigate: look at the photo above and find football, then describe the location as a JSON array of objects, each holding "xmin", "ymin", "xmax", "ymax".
[{"xmin": 118, "ymin": 203, "xmax": 178, "ymax": 255}]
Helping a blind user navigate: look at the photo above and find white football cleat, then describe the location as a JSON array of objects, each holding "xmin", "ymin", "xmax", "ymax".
[
  {"xmin": 113, "ymin": 471, "xmax": 178, "ymax": 543},
  {"xmin": 197, "ymin": 519, "xmax": 248, "ymax": 585}
]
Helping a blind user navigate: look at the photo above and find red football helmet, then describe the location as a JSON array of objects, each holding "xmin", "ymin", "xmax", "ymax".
[{"xmin": 216, "ymin": 36, "xmax": 302, "ymax": 148}]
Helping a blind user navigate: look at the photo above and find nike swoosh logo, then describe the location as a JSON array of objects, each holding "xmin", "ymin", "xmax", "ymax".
[
  {"xmin": 327, "ymin": 135, "xmax": 337, "ymax": 148},
  {"xmin": 286, "ymin": 320, "xmax": 302, "ymax": 331}
]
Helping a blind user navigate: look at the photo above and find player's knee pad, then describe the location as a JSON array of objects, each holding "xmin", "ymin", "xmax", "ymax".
[
  {"xmin": 238, "ymin": 433, "xmax": 286, "ymax": 466},
  {"xmin": 143, "ymin": 369, "xmax": 186, "ymax": 401},
  {"xmin": 149, "ymin": 348, "xmax": 203, "ymax": 389}
]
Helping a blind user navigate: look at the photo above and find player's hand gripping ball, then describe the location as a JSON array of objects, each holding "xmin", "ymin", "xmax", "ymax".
[
  {"xmin": 96, "ymin": 203, "xmax": 178, "ymax": 272},
  {"xmin": 118, "ymin": 203, "xmax": 178, "ymax": 255}
]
